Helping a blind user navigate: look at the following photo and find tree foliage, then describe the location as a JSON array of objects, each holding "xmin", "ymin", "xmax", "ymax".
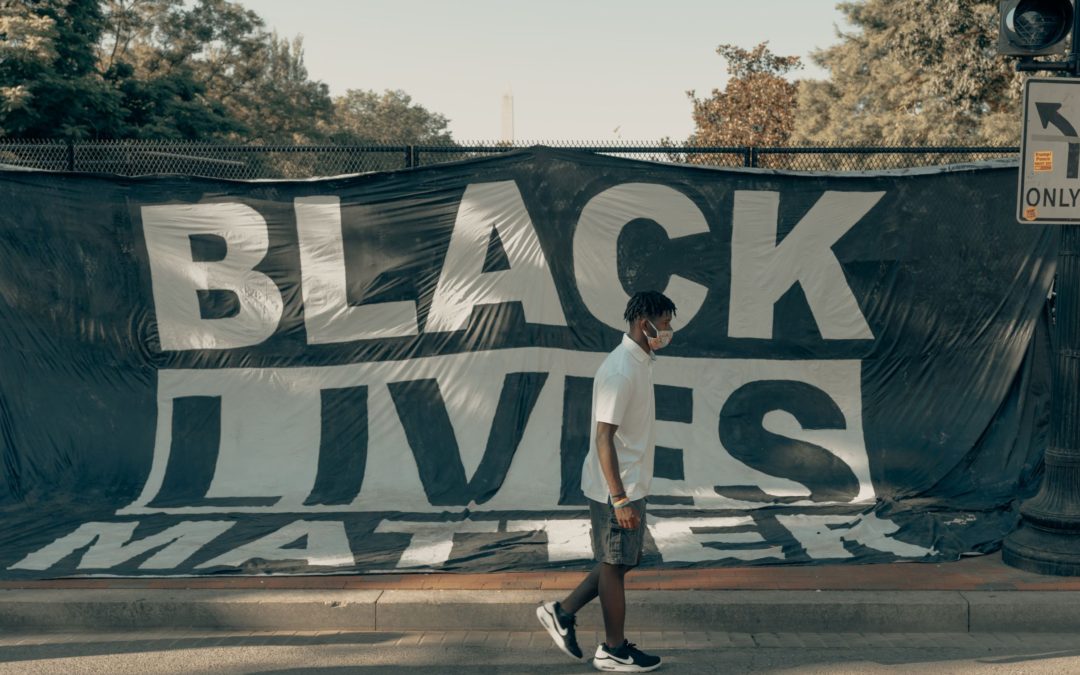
[
  {"xmin": 98, "ymin": 0, "xmax": 319, "ymax": 140},
  {"xmin": 1, "ymin": 0, "xmax": 452, "ymax": 144},
  {"xmin": 0, "ymin": 0, "xmax": 122, "ymax": 138},
  {"xmin": 792, "ymin": 0, "xmax": 1023, "ymax": 145},
  {"xmin": 222, "ymin": 33, "xmax": 335, "ymax": 144},
  {"xmin": 329, "ymin": 89, "xmax": 453, "ymax": 144},
  {"xmin": 687, "ymin": 42, "xmax": 802, "ymax": 149}
]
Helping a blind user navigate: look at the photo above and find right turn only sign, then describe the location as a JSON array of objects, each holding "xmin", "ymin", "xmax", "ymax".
[{"xmin": 1019, "ymin": 78, "xmax": 1080, "ymax": 224}]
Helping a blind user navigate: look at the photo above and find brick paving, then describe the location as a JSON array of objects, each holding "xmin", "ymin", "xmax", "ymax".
[
  {"xmin": 5, "ymin": 629, "xmax": 1080, "ymax": 675},
  {"xmin": 3, "ymin": 630, "xmax": 1078, "ymax": 652},
  {"xmin": 3, "ymin": 551, "xmax": 1079, "ymax": 592}
]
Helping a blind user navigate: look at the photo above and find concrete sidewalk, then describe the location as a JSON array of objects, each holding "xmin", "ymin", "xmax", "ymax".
[{"xmin": 3, "ymin": 552, "xmax": 1080, "ymax": 634}]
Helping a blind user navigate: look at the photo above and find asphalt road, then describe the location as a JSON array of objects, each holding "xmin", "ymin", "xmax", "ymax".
[{"xmin": 2, "ymin": 630, "xmax": 1079, "ymax": 674}]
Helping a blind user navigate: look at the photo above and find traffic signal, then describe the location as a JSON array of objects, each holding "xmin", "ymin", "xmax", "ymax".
[{"xmin": 998, "ymin": 0, "xmax": 1075, "ymax": 56}]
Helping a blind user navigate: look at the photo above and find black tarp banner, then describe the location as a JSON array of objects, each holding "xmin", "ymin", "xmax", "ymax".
[{"xmin": 0, "ymin": 148, "xmax": 1056, "ymax": 577}]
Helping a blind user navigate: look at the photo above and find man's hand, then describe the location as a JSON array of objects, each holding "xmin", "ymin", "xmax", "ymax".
[{"xmin": 615, "ymin": 502, "xmax": 640, "ymax": 529}]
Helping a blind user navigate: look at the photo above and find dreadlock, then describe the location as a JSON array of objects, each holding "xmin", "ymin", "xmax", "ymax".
[{"xmin": 623, "ymin": 290, "xmax": 677, "ymax": 324}]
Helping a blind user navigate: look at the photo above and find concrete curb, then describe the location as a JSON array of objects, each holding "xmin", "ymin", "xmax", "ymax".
[
  {"xmin": 0, "ymin": 590, "xmax": 380, "ymax": 631},
  {"xmin": 375, "ymin": 590, "xmax": 968, "ymax": 633},
  {"xmin": 964, "ymin": 591, "xmax": 1080, "ymax": 632},
  {"xmin": 3, "ymin": 589, "xmax": 1080, "ymax": 633}
]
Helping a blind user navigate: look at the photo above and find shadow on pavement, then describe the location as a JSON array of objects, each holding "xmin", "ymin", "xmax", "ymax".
[
  {"xmin": 0, "ymin": 632, "xmax": 403, "ymax": 663},
  {"xmin": 979, "ymin": 650, "xmax": 1080, "ymax": 665},
  {"xmin": 4, "ymin": 634, "xmax": 1080, "ymax": 674},
  {"xmin": 252, "ymin": 665, "xmax": 583, "ymax": 669}
]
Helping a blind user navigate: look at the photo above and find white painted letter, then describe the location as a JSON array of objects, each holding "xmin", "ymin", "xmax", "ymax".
[
  {"xmin": 775, "ymin": 513, "xmax": 935, "ymax": 560},
  {"xmin": 574, "ymin": 183, "xmax": 709, "ymax": 330},
  {"xmin": 295, "ymin": 196, "xmax": 419, "ymax": 342},
  {"xmin": 198, "ymin": 520, "xmax": 354, "ymax": 568},
  {"xmin": 9, "ymin": 521, "xmax": 234, "ymax": 571},
  {"xmin": 375, "ymin": 519, "xmax": 498, "ymax": 568},
  {"xmin": 142, "ymin": 203, "xmax": 284, "ymax": 350},
  {"xmin": 426, "ymin": 181, "xmax": 567, "ymax": 332},
  {"xmin": 506, "ymin": 519, "xmax": 592, "ymax": 562},
  {"xmin": 648, "ymin": 516, "xmax": 783, "ymax": 562},
  {"xmin": 729, "ymin": 191, "xmax": 884, "ymax": 340}
]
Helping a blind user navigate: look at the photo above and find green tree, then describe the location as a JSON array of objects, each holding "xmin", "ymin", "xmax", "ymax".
[
  {"xmin": 329, "ymin": 89, "xmax": 453, "ymax": 144},
  {"xmin": 8, "ymin": 0, "xmax": 328, "ymax": 142},
  {"xmin": 792, "ymin": 0, "xmax": 1022, "ymax": 146},
  {"xmin": 0, "ymin": 0, "xmax": 122, "ymax": 138},
  {"xmin": 2, "ymin": 0, "xmax": 454, "ymax": 151},
  {"xmin": 100, "ymin": 1, "xmax": 335, "ymax": 142},
  {"xmin": 228, "ymin": 34, "xmax": 334, "ymax": 144},
  {"xmin": 99, "ymin": 0, "xmax": 267, "ymax": 139}
]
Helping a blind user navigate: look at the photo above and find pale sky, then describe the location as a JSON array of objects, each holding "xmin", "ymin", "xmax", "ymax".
[{"xmin": 237, "ymin": 0, "xmax": 850, "ymax": 141}]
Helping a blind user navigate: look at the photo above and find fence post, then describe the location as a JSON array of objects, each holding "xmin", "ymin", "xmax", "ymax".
[
  {"xmin": 743, "ymin": 147, "xmax": 752, "ymax": 167},
  {"xmin": 66, "ymin": 140, "xmax": 75, "ymax": 172},
  {"xmin": 404, "ymin": 145, "xmax": 417, "ymax": 169},
  {"xmin": 749, "ymin": 147, "xmax": 759, "ymax": 168}
]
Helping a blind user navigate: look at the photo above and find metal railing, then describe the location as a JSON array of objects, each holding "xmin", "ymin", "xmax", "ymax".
[{"xmin": 0, "ymin": 139, "xmax": 1020, "ymax": 179}]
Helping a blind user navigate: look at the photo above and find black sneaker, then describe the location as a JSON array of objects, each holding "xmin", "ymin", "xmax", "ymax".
[
  {"xmin": 536, "ymin": 600, "xmax": 583, "ymax": 660},
  {"xmin": 592, "ymin": 640, "xmax": 662, "ymax": 672}
]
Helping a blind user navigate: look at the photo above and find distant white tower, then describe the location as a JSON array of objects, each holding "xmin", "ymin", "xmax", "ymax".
[{"xmin": 501, "ymin": 88, "xmax": 514, "ymax": 143}]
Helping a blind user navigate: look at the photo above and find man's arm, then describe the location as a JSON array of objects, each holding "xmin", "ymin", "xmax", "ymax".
[{"xmin": 596, "ymin": 421, "xmax": 640, "ymax": 529}]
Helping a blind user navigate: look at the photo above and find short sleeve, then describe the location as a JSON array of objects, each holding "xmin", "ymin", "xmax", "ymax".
[{"xmin": 594, "ymin": 373, "xmax": 632, "ymax": 426}]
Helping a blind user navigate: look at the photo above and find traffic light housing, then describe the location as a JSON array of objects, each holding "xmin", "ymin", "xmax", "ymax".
[{"xmin": 999, "ymin": 0, "xmax": 1075, "ymax": 56}]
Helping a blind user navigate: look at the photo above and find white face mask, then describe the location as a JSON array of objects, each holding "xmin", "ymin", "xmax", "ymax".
[{"xmin": 645, "ymin": 319, "xmax": 673, "ymax": 350}]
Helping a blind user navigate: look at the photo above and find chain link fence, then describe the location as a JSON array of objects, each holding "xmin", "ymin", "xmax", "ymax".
[{"xmin": 0, "ymin": 139, "xmax": 1020, "ymax": 178}]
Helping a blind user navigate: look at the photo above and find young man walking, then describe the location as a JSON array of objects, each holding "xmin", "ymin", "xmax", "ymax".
[{"xmin": 537, "ymin": 290, "xmax": 674, "ymax": 673}]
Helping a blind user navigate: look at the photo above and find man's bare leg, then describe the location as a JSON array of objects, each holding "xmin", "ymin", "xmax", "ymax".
[
  {"xmin": 560, "ymin": 563, "xmax": 601, "ymax": 614},
  {"xmin": 598, "ymin": 562, "xmax": 629, "ymax": 646},
  {"xmin": 558, "ymin": 562, "xmax": 630, "ymax": 646}
]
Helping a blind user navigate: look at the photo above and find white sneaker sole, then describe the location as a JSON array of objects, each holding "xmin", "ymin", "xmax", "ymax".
[
  {"xmin": 592, "ymin": 655, "xmax": 662, "ymax": 672},
  {"xmin": 536, "ymin": 604, "xmax": 581, "ymax": 661}
]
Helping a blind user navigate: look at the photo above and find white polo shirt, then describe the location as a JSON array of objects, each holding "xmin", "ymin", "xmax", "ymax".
[{"xmin": 580, "ymin": 333, "xmax": 656, "ymax": 503}]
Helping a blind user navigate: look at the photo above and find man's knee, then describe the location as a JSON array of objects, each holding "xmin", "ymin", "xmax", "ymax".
[{"xmin": 600, "ymin": 562, "xmax": 632, "ymax": 575}]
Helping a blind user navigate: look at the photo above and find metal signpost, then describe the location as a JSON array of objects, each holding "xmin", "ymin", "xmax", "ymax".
[{"xmin": 1002, "ymin": 0, "xmax": 1080, "ymax": 575}]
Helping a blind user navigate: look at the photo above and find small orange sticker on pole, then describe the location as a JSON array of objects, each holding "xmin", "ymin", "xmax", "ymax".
[{"xmin": 1034, "ymin": 151, "xmax": 1054, "ymax": 172}]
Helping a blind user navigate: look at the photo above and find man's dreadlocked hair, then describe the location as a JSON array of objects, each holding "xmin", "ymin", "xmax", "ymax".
[{"xmin": 623, "ymin": 290, "xmax": 677, "ymax": 324}]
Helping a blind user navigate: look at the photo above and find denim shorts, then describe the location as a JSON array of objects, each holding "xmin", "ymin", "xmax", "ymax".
[{"xmin": 588, "ymin": 497, "xmax": 647, "ymax": 567}]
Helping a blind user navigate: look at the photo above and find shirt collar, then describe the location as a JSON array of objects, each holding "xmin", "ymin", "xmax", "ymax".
[{"xmin": 622, "ymin": 333, "xmax": 653, "ymax": 363}]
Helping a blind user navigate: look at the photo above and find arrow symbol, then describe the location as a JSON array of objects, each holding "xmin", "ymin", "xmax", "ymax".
[
  {"xmin": 1037, "ymin": 102, "xmax": 1079, "ymax": 137},
  {"xmin": 1036, "ymin": 102, "xmax": 1080, "ymax": 179}
]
